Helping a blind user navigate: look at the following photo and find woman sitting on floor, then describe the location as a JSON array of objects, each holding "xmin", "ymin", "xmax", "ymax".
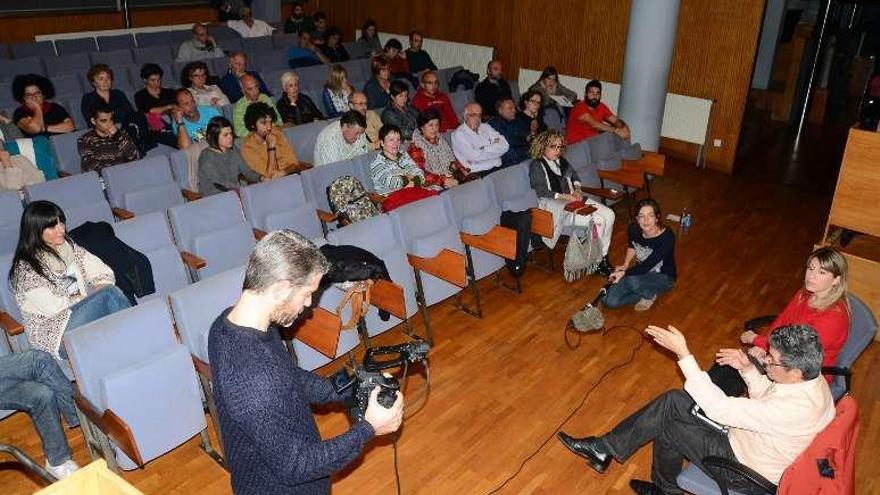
[
  {"xmin": 9, "ymin": 201, "xmax": 131, "ymax": 358},
  {"xmin": 528, "ymin": 129, "xmax": 615, "ymax": 268},
  {"xmin": 602, "ymin": 198, "xmax": 675, "ymax": 312},
  {"xmin": 710, "ymin": 246, "xmax": 850, "ymax": 396}
]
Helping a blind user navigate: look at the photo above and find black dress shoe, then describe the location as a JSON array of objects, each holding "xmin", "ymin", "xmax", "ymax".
[
  {"xmin": 556, "ymin": 432, "xmax": 612, "ymax": 474},
  {"xmin": 629, "ymin": 479, "xmax": 665, "ymax": 495}
]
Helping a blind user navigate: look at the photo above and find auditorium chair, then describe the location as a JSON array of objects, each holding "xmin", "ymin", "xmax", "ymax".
[
  {"xmin": 0, "ymin": 190, "xmax": 23, "ymax": 256},
  {"xmin": 211, "ymin": 25, "xmax": 241, "ymax": 42},
  {"xmin": 436, "ymin": 65, "xmax": 463, "ymax": 93},
  {"xmin": 252, "ymin": 49, "xmax": 290, "ymax": 72},
  {"xmin": 241, "ymin": 36, "xmax": 274, "ymax": 56},
  {"xmin": 0, "ymin": 58, "xmax": 44, "ymax": 81},
  {"xmin": 63, "ymin": 298, "xmax": 215, "ymax": 471},
  {"xmin": 112, "ymin": 211, "xmax": 190, "ymax": 301},
  {"xmin": 390, "ymin": 195, "xmax": 477, "ymax": 340},
  {"xmin": 677, "ymin": 395, "xmax": 858, "ymax": 495},
  {"xmin": 564, "ymin": 139, "xmax": 626, "ymax": 207},
  {"xmin": 10, "ymin": 41, "xmax": 55, "ymax": 59},
  {"xmin": 509, "ymin": 80, "xmax": 521, "ymax": 102},
  {"xmin": 96, "ymin": 34, "xmax": 135, "ymax": 52},
  {"xmin": 101, "ymin": 155, "xmax": 184, "ymax": 219},
  {"xmin": 485, "ymin": 162, "xmax": 560, "ymax": 269},
  {"xmin": 282, "ymin": 117, "xmax": 338, "ymax": 164},
  {"xmin": 300, "ymin": 152, "xmax": 378, "ymax": 229},
  {"xmin": 136, "ymin": 31, "xmax": 177, "ymax": 48},
  {"xmin": 339, "ymin": 59, "xmax": 371, "ymax": 84},
  {"xmin": 89, "ymin": 49, "xmax": 135, "ymax": 67},
  {"xmin": 132, "ymin": 46, "xmax": 174, "ymax": 65},
  {"xmin": 221, "ymin": 38, "xmax": 244, "ymax": 55},
  {"xmin": 327, "ymin": 214, "xmax": 420, "ymax": 340},
  {"xmin": 444, "ymin": 178, "xmax": 519, "ymax": 286},
  {"xmin": 0, "ymin": 253, "xmax": 28, "ymax": 354},
  {"xmin": 449, "ymin": 89, "xmax": 474, "ymax": 117},
  {"xmin": 25, "ymin": 172, "xmax": 114, "ymax": 229},
  {"xmin": 48, "ymin": 73, "xmax": 83, "ymax": 101},
  {"xmin": 272, "ymin": 33, "xmax": 299, "ymax": 50},
  {"xmin": 296, "ymin": 64, "xmax": 331, "ymax": 94},
  {"xmin": 55, "ymin": 38, "xmax": 98, "ymax": 56},
  {"xmin": 45, "ymin": 52, "xmax": 90, "ymax": 77},
  {"xmin": 0, "ymin": 43, "xmax": 8, "ymax": 59},
  {"xmin": 167, "ymin": 191, "xmax": 256, "ymax": 279},
  {"xmin": 239, "ymin": 174, "xmax": 325, "ymax": 241}
]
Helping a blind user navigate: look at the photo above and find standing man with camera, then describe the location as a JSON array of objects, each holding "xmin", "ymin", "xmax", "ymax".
[{"xmin": 208, "ymin": 230, "xmax": 404, "ymax": 495}]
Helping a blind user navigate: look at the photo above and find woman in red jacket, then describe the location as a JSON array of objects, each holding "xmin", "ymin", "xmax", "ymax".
[{"xmin": 711, "ymin": 247, "xmax": 849, "ymax": 396}]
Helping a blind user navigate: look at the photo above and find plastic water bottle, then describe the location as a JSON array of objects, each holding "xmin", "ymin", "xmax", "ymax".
[{"xmin": 680, "ymin": 208, "xmax": 692, "ymax": 235}]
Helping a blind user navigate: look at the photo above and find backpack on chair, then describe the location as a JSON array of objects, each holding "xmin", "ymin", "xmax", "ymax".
[{"xmin": 326, "ymin": 175, "xmax": 381, "ymax": 225}]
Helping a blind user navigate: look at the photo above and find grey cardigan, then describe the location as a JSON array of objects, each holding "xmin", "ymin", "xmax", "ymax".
[{"xmin": 529, "ymin": 157, "xmax": 580, "ymax": 199}]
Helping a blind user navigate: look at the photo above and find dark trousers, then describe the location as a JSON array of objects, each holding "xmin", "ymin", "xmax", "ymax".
[
  {"xmin": 707, "ymin": 364, "xmax": 748, "ymax": 397},
  {"xmin": 601, "ymin": 389, "xmax": 761, "ymax": 494}
]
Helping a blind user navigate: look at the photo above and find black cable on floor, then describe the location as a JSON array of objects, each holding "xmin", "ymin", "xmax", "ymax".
[
  {"xmin": 482, "ymin": 324, "xmax": 645, "ymax": 495},
  {"xmin": 392, "ymin": 356, "xmax": 432, "ymax": 495}
]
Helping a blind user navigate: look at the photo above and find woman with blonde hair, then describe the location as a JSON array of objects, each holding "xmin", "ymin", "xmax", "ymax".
[
  {"xmin": 528, "ymin": 129, "xmax": 615, "ymax": 271},
  {"xmin": 711, "ymin": 246, "xmax": 851, "ymax": 395},
  {"xmin": 322, "ymin": 64, "xmax": 354, "ymax": 118}
]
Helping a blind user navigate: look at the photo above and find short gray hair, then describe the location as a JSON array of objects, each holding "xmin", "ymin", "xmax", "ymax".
[
  {"xmin": 243, "ymin": 230, "xmax": 329, "ymax": 292},
  {"xmin": 280, "ymin": 70, "xmax": 299, "ymax": 90},
  {"xmin": 769, "ymin": 325, "xmax": 824, "ymax": 380}
]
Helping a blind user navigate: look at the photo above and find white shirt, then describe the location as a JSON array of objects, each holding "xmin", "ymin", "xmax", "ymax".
[
  {"xmin": 451, "ymin": 123, "xmax": 509, "ymax": 173},
  {"xmin": 227, "ymin": 19, "xmax": 275, "ymax": 38},
  {"xmin": 314, "ymin": 122, "xmax": 370, "ymax": 167}
]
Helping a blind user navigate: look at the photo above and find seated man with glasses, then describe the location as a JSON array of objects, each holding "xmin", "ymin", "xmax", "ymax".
[
  {"xmin": 451, "ymin": 102, "xmax": 508, "ymax": 178},
  {"xmin": 77, "ymin": 102, "xmax": 141, "ymax": 174},
  {"xmin": 412, "ymin": 70, "xmax": 459, "ymax": 133},
  {"xmin": 557, "ymin": 324, "xmax": 835, "ymax": 495}
]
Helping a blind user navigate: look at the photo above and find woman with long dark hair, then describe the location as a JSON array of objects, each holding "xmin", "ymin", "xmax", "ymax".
[{"xmin": 9, "ymin": 201, "xmax": 130, "ymax": 358}]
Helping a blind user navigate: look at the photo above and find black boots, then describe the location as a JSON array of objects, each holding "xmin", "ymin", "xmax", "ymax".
[{"xmin": 595, "ymin": 255, "xmax": 613, "ymax": 277}]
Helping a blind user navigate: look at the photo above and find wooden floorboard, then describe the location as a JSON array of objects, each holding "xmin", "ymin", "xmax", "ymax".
[{"xmin": 1, "ymin": 156, "xmax": 878, "ymax": 494}]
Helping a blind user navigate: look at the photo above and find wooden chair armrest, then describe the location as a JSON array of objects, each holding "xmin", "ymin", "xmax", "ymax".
[
  {"xmin": 623, "ymin": 150, "xmax": 666, "ymax": 177},
  {"xmin": 316, "ymin": 209, "xmax": 337, "ymax": 223},
  {"xmin": 57, "ymin": 170, "xmax": 72, "ymax": 178},
  {"xmin": 371, "ymin": 279, "xmax": 407, "ymax": 320},
  {"xmin": 461, "ymin": 225, "xmax": 517, "ymax": 260},
  {"xmin": 191, "ymin": 356, "xmax": 212, "ymax": 381},
  {"xmin": 407, "ymin": 249, "xmax": 467, "ymax": 287},
  {"xmin": 180, "ymin": 251, "xmax": 207, "ymax": 269},
  {"xmin": 253, "ymin": 228, "xmax": 267, "ymax": 240},
  {"xmin": 111, "ymin": 207, "xmax": 135, "ymax": 221},
  {"xmin": 74, "ymin": 391, "xmax": 144, "ymax": 467},
  {"xmin": 182, "ymin": 189, "xmax": 202, "ymax": 202},
  {"xmin": 369, "ymin": 192, "xmax": 387, "ymax": 204},
  {"xmin": 530, "ymin": 208, "xmax": 554, "ymax": 238},
  {"xmin": 0, "ymin": 311, "xmax": 24, "ymax": 336},
  {"xmin": 284, "ymin": 307, "xmax": 341, "ymax": 358},
  {"xmin": 598, "ymin": 168, "xmax": 646, "ymax": 189},
  {"xmin": 580, "ymin": 185, "xmax": 624, "ymax": 200}
]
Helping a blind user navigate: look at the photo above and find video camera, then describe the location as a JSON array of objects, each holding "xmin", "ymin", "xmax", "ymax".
[{"xmin": 332, "ymin": 339, "xmax": 431, "ymax": 422}]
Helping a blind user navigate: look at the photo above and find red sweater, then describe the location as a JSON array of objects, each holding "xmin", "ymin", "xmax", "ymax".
[
  {"xmin": 754, "ymin": 290, "xmax": 849, "ymax": 373},
  {"xmin": 412, "ymin": 88, "xmax": 460, "ymax": 133}
]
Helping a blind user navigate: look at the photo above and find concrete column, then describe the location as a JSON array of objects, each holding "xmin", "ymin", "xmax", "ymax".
[
  {"xmin": 752, "ymin": 0, "xmax": 787, "ymax": 90},
  {"xmin": 251, "ymin": 0, "xmax": 281, "ymax": 23},
  {"xmin": 618, "ymin": 0, "xmax": 681, "ymax": 151}
]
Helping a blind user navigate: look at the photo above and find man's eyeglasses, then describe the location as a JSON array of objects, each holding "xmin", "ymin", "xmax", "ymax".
[{"xmin": 548, "ymin": 144, "xmax": 564, "ymax": 150}]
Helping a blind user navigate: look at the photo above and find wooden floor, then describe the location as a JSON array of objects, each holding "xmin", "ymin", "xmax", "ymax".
[{"xmin": 2, "ymin": 154, "xmax": 879, "ymax": 494}]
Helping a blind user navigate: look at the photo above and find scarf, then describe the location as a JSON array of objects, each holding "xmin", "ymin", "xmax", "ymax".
[{"xmin": 411, "ymin": 129, "xmax": 456, "ymax": 176}]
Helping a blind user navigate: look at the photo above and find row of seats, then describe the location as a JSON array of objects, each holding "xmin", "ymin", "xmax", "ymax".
[{"xmin": 0, "ymin": 24, "xmax": 287, "ymax": 59}]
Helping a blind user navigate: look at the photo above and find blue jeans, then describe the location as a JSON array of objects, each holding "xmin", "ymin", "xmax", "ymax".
[
  {"xmin": 0, "ymin": 350, "xmax": 78, "ymax": 465},
  {"xmin": 61, "ymin": 285, "xmax": 131, "ymax": 359},
  {"xmin": 604, "ymin": 272, "xmax": 674, "ymax": 308}
]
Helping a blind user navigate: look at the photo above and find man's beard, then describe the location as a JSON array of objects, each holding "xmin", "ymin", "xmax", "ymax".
[
  {"xmin": 271, "ymin": 307, "xmax": 302, "ymax": 328},
  {"xmin": 587, "ymin": 99, "xmax": 600, "ymax": 108}
]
